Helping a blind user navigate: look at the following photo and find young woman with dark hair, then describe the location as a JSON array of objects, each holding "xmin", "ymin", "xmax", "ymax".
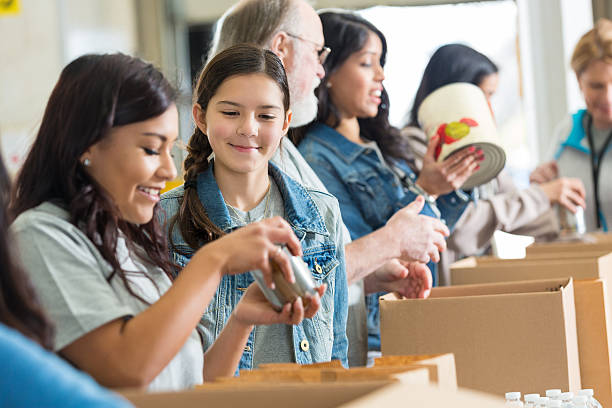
[
  {"xmin": 0, "ymin": 152, "xmax": 131, "ymax": 406},
  {"xmin": 296, "ymin": 12, "xmax": 483, "ymax": 352},
  {"xmin": 402, "ymin": 43, "xmax": 586, "ymax": 285},
  {"xmin": 10, "ymin": 52, "xmax": 309, "ymax": 391},
  {"xmin": 159, "ymin": 43, "xmax": 348, "ymax": 370},
  {"xmin": 407, "ymin": 43, "xmax": 499, "ymax": 128}
]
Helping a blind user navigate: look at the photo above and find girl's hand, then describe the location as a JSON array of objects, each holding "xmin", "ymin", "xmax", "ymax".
[
  {"xmin": 233, "ymin": 283, "xmax": 327, "ymax": 326},
  {"xmin": 203, "ymin": 217, "xmax": 302, "ymax": 288},
  {"xmin": 416, "ymin": 134, "xmax": 482, "ymax": 198}
]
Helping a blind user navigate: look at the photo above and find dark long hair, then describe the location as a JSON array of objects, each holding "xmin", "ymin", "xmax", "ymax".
[
  {"xmin": 408, "ymin": 43, "xmax": 498, "ymax": 127},
  {"xmin": 0, "ymin": 154, "xmax": 54, "ymax": 349},
  {"xmin": 292, "ymin": 11, "xmax": 414, "ymax": 168},
  {"xmin": 11, "ymin": 53, "xmax": 178, "ymax": 302},
  {"xmin": 172, "ymin": 44, "xmax": 290, "ymax": 251}
]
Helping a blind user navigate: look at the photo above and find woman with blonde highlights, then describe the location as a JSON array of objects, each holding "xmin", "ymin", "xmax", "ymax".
[{"xmin": 532, "ymin": 18, "xmax": 612, "ymax": 232}]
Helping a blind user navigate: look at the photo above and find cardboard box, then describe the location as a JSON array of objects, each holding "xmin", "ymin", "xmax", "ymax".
[
  {"xmin": 214, "ymin": 365, "xmax": 431, "ymax": 386},
  {"xmin": 374, "ymin": 354, "xmax": 457, "ymax": 391},
  {"xmin": 526, "ymin": 233, "xmax": 612, "ymax": 257},
  {"xmin": 451, "ymin": 253, "xmax": 612, "ymax": 285},
  {"xmin": 380, "ymin": 278, "xmax": 581, "ymax": 396},
  {"xmin": 450, "ymin": 255, "xmax": 612, "ymax": 407},
  {"xmin": 121, "ymin": 381, "xmax": 506, "ymax": 408}
]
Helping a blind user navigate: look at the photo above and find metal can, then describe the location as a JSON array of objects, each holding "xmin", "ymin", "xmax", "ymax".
[
  {"xmin": 251, "ymin": 246, "xmax": 317, "ymax": 310},
  {"xmin": 557, "ymin": 205, "xmax": 586, "ymax": 236}
]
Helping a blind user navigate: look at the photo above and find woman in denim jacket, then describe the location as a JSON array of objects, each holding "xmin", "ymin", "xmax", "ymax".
[
  {"xmin": 159, "ymin": 45, "xmax": 349, "ymax": 370},
  {"xmin": 294, "ymin": 12, "xmax": 482, "ymax": 351}
]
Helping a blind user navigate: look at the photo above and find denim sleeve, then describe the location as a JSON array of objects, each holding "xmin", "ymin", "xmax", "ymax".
[
  {"xmin": 305, "ymin": 156, "xmax": 374, "ymax": 241},
  {"xmin": 330, "ymin": 201, "xmax": 349, "ymax": 367},
  {"xmin": 436, "ymin": 190, "xmax": 471, "ymax": 232}
]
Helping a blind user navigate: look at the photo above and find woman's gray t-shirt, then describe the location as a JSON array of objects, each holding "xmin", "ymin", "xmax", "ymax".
[{"xmin": 11, "ymin": 202, "xmax": 204, "ymax": 392}]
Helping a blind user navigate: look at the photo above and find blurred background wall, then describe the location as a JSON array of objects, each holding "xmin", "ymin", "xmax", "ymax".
[{"xmin": 0, "ymin": 0, "xmax": 607, "ymax": 183}]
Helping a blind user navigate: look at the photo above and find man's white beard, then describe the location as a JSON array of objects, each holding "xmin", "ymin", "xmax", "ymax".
[
  {"xmin": 290, "ymin": 92, "xmax": 319, "ymax": 127},
  {"xmin": 288, "ymin": 77, "xmax": 320, "ymax": 128}
]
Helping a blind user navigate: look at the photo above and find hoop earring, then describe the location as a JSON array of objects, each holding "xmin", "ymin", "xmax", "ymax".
[{"xmin": 83, "ymin": 158, "xmax": 91, "ymax": 167}]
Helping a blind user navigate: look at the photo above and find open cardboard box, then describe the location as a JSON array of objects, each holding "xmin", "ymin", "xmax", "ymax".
[
  {"xmin": 373, "ymin": 354, "xmax": 457, "ymax": 391},
  {"xmin": 380, "ymin": 278, "xmax": 581, "ymax": 397},
  {"xmin": 251, "ymin": 354, "xmax": 456, "ymax": 390},
  {"xmin": 450, "ymin": 254, "xmax": 612, "ymax": 406},
  {"xmin": 451, "ymin": 253, "xmax": 612, "ymax": 285},
  {"xmin": 527, "ymin": 232, "xmax": 612, "ymax": 256},
  {"xmin": 213, "ymin": 365, "xmax": 431, "ymax": 386},
  {"xmin": 121, "ymin": 381, "xmax": 505, "ymax": 408}
]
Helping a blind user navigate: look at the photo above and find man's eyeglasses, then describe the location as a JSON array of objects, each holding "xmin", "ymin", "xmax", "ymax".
[{"xmin": 285, "ymin": 32, "xmax": 331, "ymax": 65}]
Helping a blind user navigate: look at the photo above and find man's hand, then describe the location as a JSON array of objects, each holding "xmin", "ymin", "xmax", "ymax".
[
  {"xmin": 363, "ymin": 259, "xmax": 432, "ymax": 299},
  {"xmin": 385, "ymin": 196, "xmax": 449, "ymax": 264}
]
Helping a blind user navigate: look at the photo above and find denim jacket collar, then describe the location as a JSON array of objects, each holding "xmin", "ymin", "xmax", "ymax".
[
  {"xmin": 196, "ymin": 161, "xmax": 329, "ymax": 237},
  {"xmin": 308, "ymin": 123, "xmax": 373, "ymax": 165}
]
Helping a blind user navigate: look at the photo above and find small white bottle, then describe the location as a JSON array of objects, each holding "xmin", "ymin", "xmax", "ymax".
[
  {"xmin": 577, "ymin": 389, "xmax": 602, "ymax": 408},
  {"xmin": 524, "ymin": 394, "xmax": 540, "ymax": 408},
  {"xmin": 546, "ymin": 389, "xmax": 563, "ymax": 401},
  {"xmin": 505, "ymin": 392, "xmax": 524, "ymax": 407},
  {"xmin": 536, "ymin": 397, "xmax": 550, "ymax": 408},
  {"xmin": 549, "ymin": 400, "xmax": 562, "ymax": 408},
  {"xmin": 574, "ymin": 395, "xmax": 588, "ymax": 408},
  {"xmin": 560, "ymin": 392, "xmax": 574, "ymax": 408}
]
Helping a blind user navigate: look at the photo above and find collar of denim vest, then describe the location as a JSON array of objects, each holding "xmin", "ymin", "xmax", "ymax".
[
  {"xmin": 195, "ymin": 161, "xmax": 330, "ymax": 237},
  {"xmin": 309, "ymin": 123, "xmax": 377, "ymax": 164}
]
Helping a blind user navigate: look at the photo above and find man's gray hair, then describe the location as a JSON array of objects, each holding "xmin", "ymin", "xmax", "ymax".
[{"xmin": 207, "ymin": 0, "xmax": 303, "ymax": 63}]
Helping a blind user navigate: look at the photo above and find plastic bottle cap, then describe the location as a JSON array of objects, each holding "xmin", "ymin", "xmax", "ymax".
[
  {"xmin": 560, "ymin": 392, "xmax": 574, "ymax": 400},
  {"xmin": 548, "ymin": 401, "xmax": 562, "ymax": 407},
  {"xmin": 525, "ymin": 394, "xmax": 540, "ymax": 402},
  {"xmin": 546, "ymin": 389, "xmax": 562, "ymax": 397},
  {"xmin": 506, "ymin": 392, "xmax": 521, "ymax": 400},
  {"xmin": 578, "ymin": 389, "xmax": 594, "ymax": 397},
  {"xmin": 574, "ymin": 395, "xmax": 588, "ymax": 403}
]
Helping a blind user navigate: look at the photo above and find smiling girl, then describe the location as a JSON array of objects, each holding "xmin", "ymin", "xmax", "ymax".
[
  {"xmin": 160, "ymin": 44, "xmax": 349, "ymax": 369},
  {"xmin": 10, "ymin": 53, "xmax": 312, "ymax": 391}
]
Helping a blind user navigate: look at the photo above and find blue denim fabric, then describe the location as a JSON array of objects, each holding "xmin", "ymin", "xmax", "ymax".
[
  {"xmin": 158, "ymin": 162, "xmax": 349, "ymax": 370},
  {"xmin": 298, "ymin": 123, "xmax": 470, "ymax": 350}
]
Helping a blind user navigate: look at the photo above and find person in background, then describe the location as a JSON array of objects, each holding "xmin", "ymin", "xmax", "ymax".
[
  {"xmin": 532, "ymin": 19, "xmax": 612, "ymax": 232},
  {"xmin": 160, "ymin": 44, "xmax": 345, "ymax": 369},
  {"xmin": 295, "ymin": 11, "xmax": 481, "ymax": 352},
  {"xmin": 10, "ymin": 52, "xmax": 314, "ymax": 392},
  {"xmin": 0, "ymin": 147, "xmax": 131, "ymax": 406},
  {"xmin": 209, "ymin": 0, "xmax": 449, "ymax": 366},
  {"xmin": 403, "ymin": 43, "xmax": 586, "ymax": 284}
]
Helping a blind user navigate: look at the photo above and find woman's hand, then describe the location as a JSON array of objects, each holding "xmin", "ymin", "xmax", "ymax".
[
  {"xmin": 233, "ymin": 283, "xmax": 327, "ymax": 326},
  {"xmin": 530, "ymin": 160, "xmax": 559, "ymax": 184},
  {"xmin": 363, "ymin": 259, "xmax": 432, "ymax": 299},
  {"xmin": 416, "ymin": 134, "xmax": 483, "ymax": 198},
  {"xmin": 538, "ymin": 177, "xmax": 586, "ymax": 213},
  {"xmin": 203, "ymin": 217, "xmax": 302, "ymax": 288}
]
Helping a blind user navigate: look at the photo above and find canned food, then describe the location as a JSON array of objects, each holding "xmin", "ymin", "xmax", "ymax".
[
  {"xmin": 557, "ymin": 205, "xmax": 586, "ymax": 236},
  {"xmin": 251, "ymin": 246, "xmax": 317, "ymax": 310}
]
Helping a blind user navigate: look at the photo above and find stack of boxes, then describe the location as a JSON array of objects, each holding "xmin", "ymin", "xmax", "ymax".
[{"xmin": 379, "ymin": 233, "xmax": 612, "ymax": 406}]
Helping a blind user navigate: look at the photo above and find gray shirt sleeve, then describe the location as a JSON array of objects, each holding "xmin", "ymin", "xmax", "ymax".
[{"xmin": 12, "ymin": 211, "xmax": 133, "ymax": 351}]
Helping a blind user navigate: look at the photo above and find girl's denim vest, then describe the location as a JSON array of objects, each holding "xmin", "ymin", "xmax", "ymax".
[
  {"xmin": 298, "ymin": 123, "xmax": 471, "ymax": 350},
  {"xmin": 158, "ymin": 162, "xmax": 349, "ymax": 369}
]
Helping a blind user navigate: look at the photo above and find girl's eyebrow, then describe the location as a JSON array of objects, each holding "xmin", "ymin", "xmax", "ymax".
[{"xmin": 217, "ymin": 100, "xmax": 282, "ymax": 110}]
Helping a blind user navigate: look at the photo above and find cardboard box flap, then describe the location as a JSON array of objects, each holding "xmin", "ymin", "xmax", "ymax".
[{"xmin": 382, "ymin": 278, "xmax": 571, "ymax": 301}]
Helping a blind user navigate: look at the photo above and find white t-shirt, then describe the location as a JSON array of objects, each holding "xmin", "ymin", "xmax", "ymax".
[{"xmin": 11, "ymin": 202, "xmax": 204, "ymax": 392}]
